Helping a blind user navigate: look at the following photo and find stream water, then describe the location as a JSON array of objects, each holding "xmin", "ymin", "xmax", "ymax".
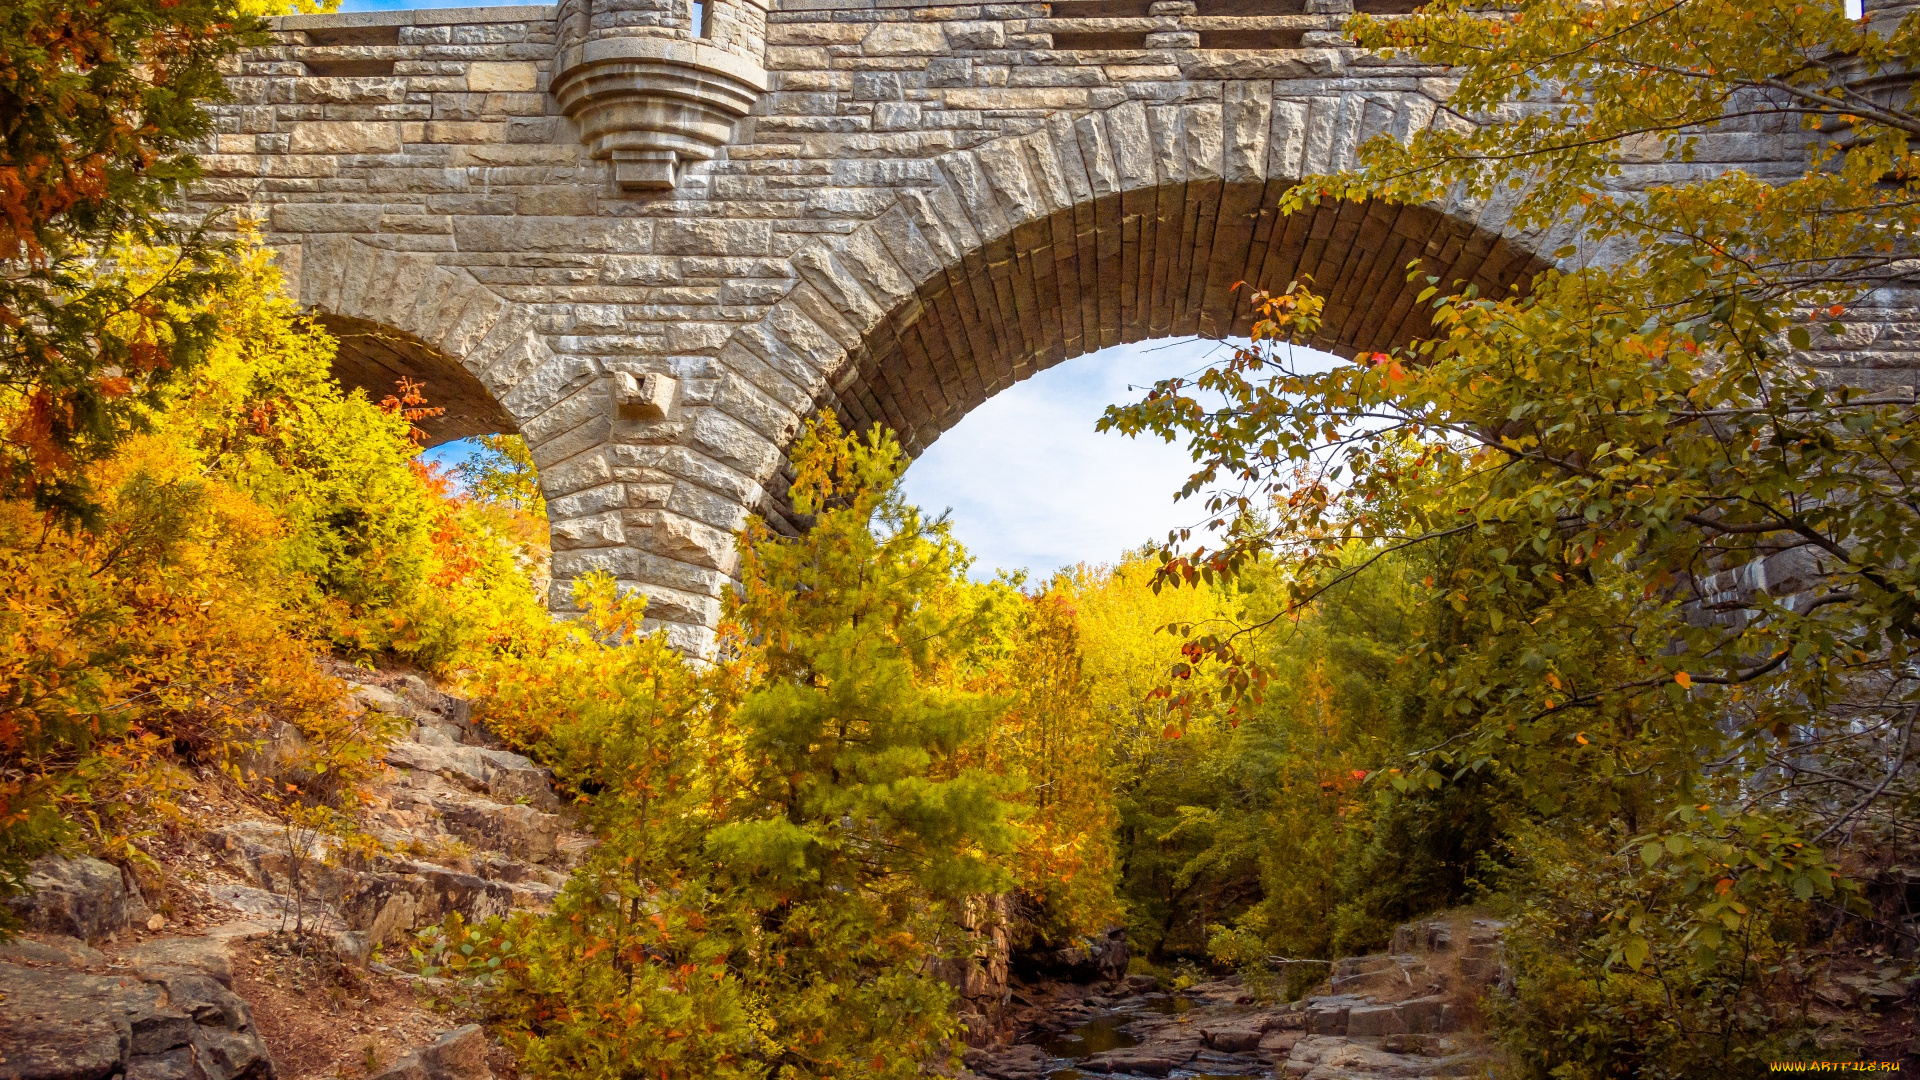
[{"xmin": 1022, "ymin": 996, "xmax": 1264, "ymax": 1080}]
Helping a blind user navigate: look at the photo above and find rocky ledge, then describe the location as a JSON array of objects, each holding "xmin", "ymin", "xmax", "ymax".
[
  {"xmin": 0, "ymin": 937, "xmax": 271, "ymax": 1080},
  {"xmin": 0, "ymin": 669, "xmax": 574, "ymax": 1079}
]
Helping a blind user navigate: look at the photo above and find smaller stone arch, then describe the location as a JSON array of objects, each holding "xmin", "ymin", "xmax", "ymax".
[
  {"xmin": 288, "ymin": 237, "xmax": 561, "ymax": 442},
  {"xmin": 316, "ymin": 314, "xmax": 516, "ymax": 445}
]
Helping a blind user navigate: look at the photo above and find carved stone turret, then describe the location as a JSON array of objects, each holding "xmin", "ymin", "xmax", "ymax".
[{"xmin": 551, "ymin": 0, "xmax": 768, "ymax": 190}]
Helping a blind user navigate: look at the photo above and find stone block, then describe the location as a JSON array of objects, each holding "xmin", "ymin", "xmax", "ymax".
[
  {"xmin": 946, "ymin": 21, "xmax": 1006, "ymax": 49},
  {"xmin": 424, "ymin": 120, "xmax": 498, "ymax": 143},
  {"xmin": 853, "ymin": 72, "xmax": 905, "ymax": 101},
  {"xmin": 1398, "ymin": 995, "xmax": 1458, "ymax": 1033},
  {"xmin": 927, "ymin": 57, "xmax": 973, "ymax": 87},
  {"xmin": 449, "ymin": 143, "xmax": 582, "ymax": 166},
  {"xmin": 656, "ymin": 219, "xmax": 772, "ymax": 257},
  {"xmin": 465, "ymin": 61, "xmax": 539, "ymax": 92},
  {"xmin": 271, "ymin": 202, "xmax": 383, "ymax": 233},
  {"xmin": 943, "ymin": 87, "xmax": 1090, "ymax": 111},
  {"xmin": 874, "ymin": 102, "xmax": 923, "ymax": 130},
  {"xmin": 863, "ymin": 22, "xmax": 948, "ymax": 55},
  {"xmin": 1345, "ymin": 1003, "xmax": 1410, "ymax": 1037},
  {"xmin": 547, "ymin": 481, "xmax": 630, "ymax": 521},
  {"xmin": 287, "ymin": 120, "xmax": 401, "ymax": 153}
]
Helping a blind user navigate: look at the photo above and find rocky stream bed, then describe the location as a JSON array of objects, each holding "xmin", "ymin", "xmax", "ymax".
[{"xmin": 961, "ymin": 923, "xmax": 1505, "ymax": 1080}]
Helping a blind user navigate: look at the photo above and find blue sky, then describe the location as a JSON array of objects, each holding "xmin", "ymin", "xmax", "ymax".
[{"xmin": 336, "ymin": 0, "xmax": 478, "ymax": 9}]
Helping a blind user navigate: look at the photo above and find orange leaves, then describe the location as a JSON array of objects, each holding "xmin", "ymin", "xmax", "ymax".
[{"xmin": 379, "ymin": 377, "xmax": 447, "ymax": 447}]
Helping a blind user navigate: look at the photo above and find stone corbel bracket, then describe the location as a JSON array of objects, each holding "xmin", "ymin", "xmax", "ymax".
[{"xmin": 552, "ymin": 35, "xmax": 768, "ymax": 190}]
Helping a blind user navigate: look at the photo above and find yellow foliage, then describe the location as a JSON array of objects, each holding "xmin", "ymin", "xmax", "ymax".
[
  {"xmin": 0, "ymin": 233, "xmax": 550, "ymax": 891},
  {"xmin": 1059, "ymin": 554, "xmax": 1234, "ymax": 772}
]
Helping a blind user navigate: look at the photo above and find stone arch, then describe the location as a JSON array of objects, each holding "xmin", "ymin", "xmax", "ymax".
[
  {"xmin": 290, "ymin": 237, "xmax": 561, "ymax": 447},
  {"xmin": 709, "ymin": 99, "xmax": 1549, "ymax": 534}
]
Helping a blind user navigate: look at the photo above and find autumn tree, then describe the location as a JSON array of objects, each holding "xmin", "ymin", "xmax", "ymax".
[
  {"xmin": 448, "ymin": 419, "xmax": 1026, "ymax": 1079},
  {"xmin": 0, "ymin": 0, "xmax": 275, "ymax": 518},
  {"xmin": 1101, "ymin": 0, "xmax": 1919, "ymax": 1067},
  {"xmin": 711, "ymin": 416, "xmax": 1019, "ymax": 1074}
]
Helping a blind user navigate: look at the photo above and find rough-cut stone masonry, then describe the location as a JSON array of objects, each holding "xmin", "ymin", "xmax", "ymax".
[{"xmin": 185, "ymin": 0, "xmax": 1914, "ymax": 650}]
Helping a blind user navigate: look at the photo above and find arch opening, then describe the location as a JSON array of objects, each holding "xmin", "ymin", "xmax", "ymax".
[
  {"xmin": 824, "ymin": 184, "xmax": 1545, "ymax": 460},
  {"xmin": 757, "ymin": 183, "xmax": 1546, "ymax": 536},
  {"xmin": 318, "ymin": 313, "xmax": 520, "ymax": 447}
]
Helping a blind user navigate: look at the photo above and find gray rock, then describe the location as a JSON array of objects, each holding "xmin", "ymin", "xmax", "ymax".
[
  {"xmin": 4, "ymin": 855, "xmax": 149, "ymax": 944},
  {"xmin": 1260, "ymin": 1029, "xmax": 1303, "ymax": 1054},
  {"xmin": 1346, "ymin": 1003, "xmax": 1410, "ymax": 1037},
  {"xmin": 1302, "ymin": 994, "xmax": 1370, "ymax": 1037},
  {"xmin": 123, "ymin": 937, "xmax": 235, "ymax": 988},
  {"xmin": 428, "ymin": 794, "xmax": 563, "ymax": 862},
  {"xmin": 1078, "ymin": 1041, "xmax": 1198, "ymax": 1077},
  {"xmin": 1201, "ymin": 1024, "xmax": 1265, "ymax": 1052},
  {"xmin": 1391, "ymin": 920, "xmax": 1454, "ymax": 954},
  {"xmin": 385, "ymin": 741, "xmax": 560, "ymax": 813},
  {"xmin": 1397, "ymin": 995, "xmax": 1459, "ymax": 1034},
  {"xmin": 0, "ymin": 963, "xmax": 131, "ymax": 1079},
  {"xmin": 370, "ymin": 1024, "xmax": 490, "ymax": 1080},
  {"xmin": 0, "ymin": 934, "xmax": 107, "ymax": 969},
  {"xmin": 0, "ymin": 960, "xmax": 273, "ymax": 1080},
  {"xmin": 961, "ymin": 1044, "xmax": 1050, "ymax": 1080}
]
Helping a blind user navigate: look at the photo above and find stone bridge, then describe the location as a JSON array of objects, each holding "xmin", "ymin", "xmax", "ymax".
[{"xmin": 186, "ymin": 0, "xmax": 1907, "ymax": 649}]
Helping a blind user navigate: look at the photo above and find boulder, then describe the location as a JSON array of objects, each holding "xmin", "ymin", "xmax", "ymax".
[
  {"xmin": 1301, "ymin": 994, "xmax": 1370, "ymax": 1037},
  {"xmin": 384, "ymin": 742, "xmax": 560, "ymax": 813},
  {"xmin": 123, "ymin": 936, "xmax": 236, "ymax": 988},
  {"xmin": 1345, "ymin": 1003, "xmax": 1411, "ymax": 1037},
  {"xmin": 1382, "ymin": 1033, "xmax": 1442, "ymax": 1055},
  {"xmin": 1201, "ymin": 1025, "xmax": 1265, "ymax": 1052},
  {"xmin": 427, "ymin": 794, "xmax": 562, "ymax": 862},
  {"xmin": 0, "ymin": 960, "xmax": 273, "ymax": 1080},
  {"xmin": 1391, "ymin": 919, "xmax": 1454, "ymax": 954},
  {"xmin": 1077, "ymin": 1042, "xmax": 1197, "ymax": 1077},
  {"xmin": 1013, "ymin": 926, "xmax": 1126, "ymax": 984},
  {"xmin": 961, "ymin": 1043, "xmax": 1051, "ymax": 1080},
  {"xmin": 3, "ymin": 855, "xmax": 150, "ymax": 943},
  {"xmin": 1281, "ymin": 1035, "xmax": 1414, "ymax": 1078},
  {"xmin": 369, "ymin": 1024, "xmax": 491, "ymax": 1080},
  {"xmin": 0, "ymin": 933, "xmax": 107, "ymax": 968},
  {"xmin": 1398, "ymin": 995, "xmax": 1460, "ymax": 1034},
  {"xmin": 1259, "ymin": 1029, "xmax": 1302, "ymax": 1055}
]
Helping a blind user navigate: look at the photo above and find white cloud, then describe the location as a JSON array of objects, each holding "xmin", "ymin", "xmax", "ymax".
[{"xmin": 898, "ymin": 338, "xmax": 1241, "ymax": 579}]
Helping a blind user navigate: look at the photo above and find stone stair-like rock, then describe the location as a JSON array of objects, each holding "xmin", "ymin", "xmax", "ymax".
[
  {"xmin": 0, "ymin": 932, "xmax": 274, "ymax": 1080},
  {"xmin": 0, "ymin": 668, "xmax": 588, "ymax": 1080},
  {"xmin": 204, "ymin": 670, "xmax": 590, "ymax": 958}
]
